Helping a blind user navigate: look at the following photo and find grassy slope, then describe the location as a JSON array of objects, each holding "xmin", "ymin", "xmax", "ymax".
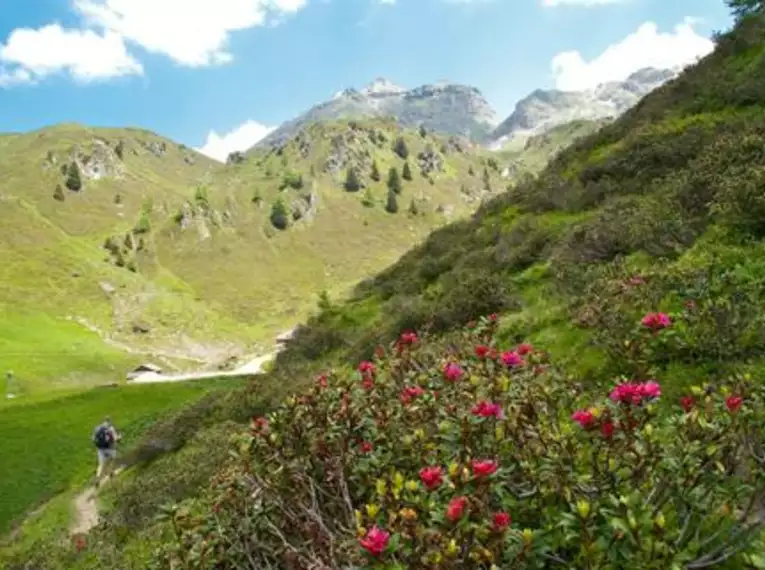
[
  {"xmin": 275, "ymin": 12, "xmax": 765, "ymax": 394},
  {"xmin": 0, "ymin": 377, "xmax": 246, "ymax": 536}
]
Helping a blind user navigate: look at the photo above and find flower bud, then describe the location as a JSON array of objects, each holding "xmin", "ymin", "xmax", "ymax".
[
  {"xmin": 522, "ymin": 528, "xmax": 534, "ymax": 546},
  {"xmin": 448, "ymin": 462, "xmax": 460, "ymax": 478},
  {"xmin": 654, "ymin": 512, "xmax": 665, "ymax": 529},
  {"xmin": 446, "ymin": 539, "xmax": 459, "ymax": 557},
  {"xmin": 405, "ymin": 480, "xmax": 418, "ymax": 491},
  {"xmin": 576, "ymin": 499, "xmax": 591, "ymax": 519},
  {"xmin": 366, "ymin": 504, "xmax": 380, "ymax": 518},
  {"xmin": 414, "ymin": 428, "xmax": 425, "ymax": 440},
  {"xmin": 375, "ymin": 479, "xmax": 387, "ymax": 497}
]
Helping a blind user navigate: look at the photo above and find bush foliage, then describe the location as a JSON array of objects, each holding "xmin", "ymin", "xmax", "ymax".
[{"xmin": 156, "ymin": 315, "xmax": 765, "ymax": 569}]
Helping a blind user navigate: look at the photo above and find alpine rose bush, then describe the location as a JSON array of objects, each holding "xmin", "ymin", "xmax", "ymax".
[{"xmin": 156, "ymin": 315, "xmax": 765, "ymax": 569}]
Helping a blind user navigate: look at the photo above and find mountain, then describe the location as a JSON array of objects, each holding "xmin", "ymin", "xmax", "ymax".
[
  {"xmin": 0, "ymin": 118, "xmax": 523, "ymax": 398},
  {"xmin": 252, "ymin": 78, "xmax": 500, "ymax": 151},
  {"xmin": 489, "ymin": 66, "xmax": 679, "ymax": 146}
]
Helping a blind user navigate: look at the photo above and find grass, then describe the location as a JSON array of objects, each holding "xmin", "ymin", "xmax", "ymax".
[{"xmin": 0, "ymin": 377, "xmax": 246, "ymax": 536}]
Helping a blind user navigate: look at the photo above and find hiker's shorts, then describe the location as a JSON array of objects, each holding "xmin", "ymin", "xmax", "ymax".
[{"xmin": 97, "ymin": 448, "xmax": 117, "ymax": 466}]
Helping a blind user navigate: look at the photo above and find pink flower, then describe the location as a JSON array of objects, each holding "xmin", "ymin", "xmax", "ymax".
[
  {"xmin": 446, "ymin": 496, "xmax": 468, "ymax": 522},
  {"xmin": 501, "ymin": 350, "xmax": 524, "ymax": 368},
  {"xmin": 443, "ymin": 362, "xmax": 463, "ymax": 382},
  {"xmin": 489, "ymin": 313, "xmax": 498, "ymax": 322},
  {"xmin": 726, "ymin": 395, "xmax": 743, "ymax": 414},
  {"xmin": 641, "ymin": 312, "xmax": 671, "ymax": 331},
  {"xmin": 471, "ymin": 401, "xmax": 503, "ymax": 418},
  {"xmin": 399, "ymin": 331, "xmax": 418, "ymax": 345},
  {"xmin": 359, "ymin": 526, "xmax": 390, "ymax": 557},
  {"xmin": 419, "ymin": 466, "xmax": 444, "ymax": 490},
  {"xmin": 251, "ymin": 417, "xmax": 269, "ymax": 434},
  {"xmin": 680, "ymin": 395, "xmax": 695, "ymax": 413},
  {"xmin": 517, "ymin": 343, "xmax": 533, "ymax": 356},
  {"xmin": 358, "ymin": 361, "xmax": 376, "ymax": 377},
  {"xmin": 359, "ymin": 441, "xmax": 373, "ymax": 453},
  {"xmin": 609, "ymin": 381, "xmax": 662, "ymax": 405},
  {"xmin": 492, "ymin": 512, "xmax": 512, "ymax": 532},
  {"xmin": 471, "ymin": 459, "xmax": 498, "ymax": 478},
  {"xmin": 601, "ymin": 420, "xmax": 615, "ymax": 439},
  {"xmin": 362, "ymin": 378, "xmax": 375, "ymax": 391},
  {"xmin": 571, "ymin": 410, "xmax": 595, "ymax": 429},
  {"xmin": 474, "ymin": 345, "xmax": 490, "ymax": 359},
  {"xmin": 400, "ymin": 385, "xmax": 426, "ymax": 404}
]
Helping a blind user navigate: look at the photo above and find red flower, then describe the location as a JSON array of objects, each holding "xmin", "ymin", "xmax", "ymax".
[
  {"xmin": 474, "ymin": 345, "xmax": 490, "ymax": 359},
  {"xmin": 446, "ymin": 496, "xmax": 468, "ymax": 522},
  {"xmin": 471, "ymin": 459, "xmax": 498, "ymax": 478},
  {"xmin": 443, "ymin": 362, "xmax": 463, "ymax": 382},
  {"xmin": 492, "ymin": 512, "xmax": 512, "ymax": 532},
  {"xmin": 641, "ymin": 312, "xmax": 671, "ymax": 331},
  {"xmin": 359, "ymin": 526, "xmax": 390, "ymax": 557},
  {"xmin": 251, "ymin": 416, "xmax": 269, "ymax": 434},
  {"xmin": 680, "ymin": 395, "xmax": 695, "ymax": 413},
  {"xmin": 358, "ymin": 441, "xmax": 373, "ymax": 453},
  {"xmin": 400, "ymin": 385, "xmax": 426, "ymax": 404},
  {"xmin": 489, "ymin": 313, "xmax": 498, "ymax": 322},
  {"xmin": 726, "ymin": 395, "xmax": 743, "ymax": 414},
  {"xmin": 316, "ymin": 374, "xmax": 328, "ymax": 388},
  {"xmin": 601, "ymin": 419, "xmax": 615, "ymax": 439},
  {"xmin": 471, "ymin": 401, "xmax": 503, "ymax": 418},
  {"xmin": 571, "ymin": 410, "xmax": 595, "ymax": 429},
  {"xmin": 517, "ymin": 343, "xmax": 533, "ymax": 356},
  {"xmin": 418, "ymin": 466, "xmax": 444, "ymax": 490},
  {"xmin": 362, "ymin": 378, "xmax": 375, "ymax": 391},
  {"xmin": 359, "ymin": 361, "xmax": 376, "ymax": 377},
  {"xmin": 501, "ymin": 350, "xmax": 524, "ymax": 368},
  {"xmin": 399, "ymin": 331, "xmax": 418, "ymax": 345},
  {"xmin": 609, "ymin": 381, "xmax": 662, "ymax": 405}
]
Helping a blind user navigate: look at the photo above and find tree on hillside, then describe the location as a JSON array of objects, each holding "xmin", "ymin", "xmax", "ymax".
[
  {"xmin": 402, "ymin": 161, "xmax": 413, "ymax": 181},
  {"xmin": 370, "ymin": 160, "xmax": 381, "ymax": 182},
  {"xmin": 385, "ymin": 189, "xmax": 399, "ymax": 214},
  {"xmin": 726, "ymin": 0, "xmax": 764, "ymax": 18},
  {"xmin": 393, "ymin": 137, "xmax": 409, "ymax": 160},
  {"xmin": 65, "ymin": 162, "xmax": 82, "ymax": 191},
  {"xmin": 468, "ymin": 165, "xmax": 475, "ymax": 176},
  {"xmin": 53, "ymin": 184, "xmax": 65, "ymax": 202},
  {"xmin": 419, "ymin": 125, "xmax": 428, "ymax": 138},
  {"xmin": 345, "ymin": 167, "xmax": 362, "ymax": 192},
  {"xmin": 387, "ymin": 166, "xmax": 402, "ymax": 195},
  {"xmin": 270, "ymin": 199, "xmax": 290, "ymax": 230},
  {"xmin": 483, "ymin": 167, "xmax": 492, "ymax": 191}
]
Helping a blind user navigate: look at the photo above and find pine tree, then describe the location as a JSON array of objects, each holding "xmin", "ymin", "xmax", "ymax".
[
  {"xmin": 345, "ymin": 167, "xmax": 362, "ymax": 192},
  {"xmin": 362, "ymin": 188, "xmax": 375, "ymax": 207},
  {"xmin": 483, "ymin": 167, "xmax": 492, "ymax": 191},
  {"xmin": 408, "ymin": 198, "xmax": 419, "ymax": 216},
  {"xmin": 53, "ymin": 184, "xmax": 65, "ymax": 201},
  {"xmin": 385, "ymin": 189, "xmax": 399, "ymax": 214},
  {"xmin": 370, "ymin": 160, "xmax": 381, "ymax": 182},
  {"xmin": 387, "ymin": 167, "xmax": 403, "ymax": 194},
  {"xmin": 402, "ymin": 161, "xmax": 413, "ymax": 181},
  {"xmin": 270, "ymin": 199, "xmax": 290, "ymax": 230},
  {"xmin": 393, "ymin": 137, "xmax": 409, "ymax": 160},
  {"xmin": 65, "ymin": 162, "xmax": 82, "ymax": 191}
]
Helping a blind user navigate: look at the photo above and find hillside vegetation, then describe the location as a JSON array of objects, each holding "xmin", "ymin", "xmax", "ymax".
[
  {"xmin": 139, "ymin": 8, "xmax": 765, "ymax": 569},
  {"xmin": 0, "ymin": 118, "xmax": 560, "ymax": 396}
]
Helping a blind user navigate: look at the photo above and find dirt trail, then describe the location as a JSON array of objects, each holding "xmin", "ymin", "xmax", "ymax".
[
  {"xmin": 69, "ymin": 469, "xmax": 122, "ymax": 536},
  {"xmin": 70, "ymin": 488, "xmax": 99, "ymax": 536}
]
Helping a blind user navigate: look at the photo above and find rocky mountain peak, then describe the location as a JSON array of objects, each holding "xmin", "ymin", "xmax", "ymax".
[{"xmin": 361, "ymin": 77, "xmax": 406, "ymax": 97}]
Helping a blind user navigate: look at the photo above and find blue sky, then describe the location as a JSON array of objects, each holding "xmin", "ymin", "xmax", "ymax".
[{"xmin": 0, "ymin": 0, "xmax": 733, "ymax": 160}]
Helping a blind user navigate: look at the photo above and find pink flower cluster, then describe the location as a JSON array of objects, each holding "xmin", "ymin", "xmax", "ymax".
[
  {"xmin": 641, "ymin": 312, "xmax": 671, "ymax": 331},
  {"xmin": 609, "ymin": 381, "xmax": 662, "ymax": 405}
]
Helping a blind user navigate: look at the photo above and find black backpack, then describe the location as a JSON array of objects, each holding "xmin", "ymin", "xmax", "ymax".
[{"xmin": 94, "ymin": 425, "xmax": 113, "ymax": 449}]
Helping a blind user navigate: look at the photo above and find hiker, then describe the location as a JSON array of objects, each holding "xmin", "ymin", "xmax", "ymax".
[{"xmin": 92, "ymin": 416, "xmax": 120, "ymax": 483}]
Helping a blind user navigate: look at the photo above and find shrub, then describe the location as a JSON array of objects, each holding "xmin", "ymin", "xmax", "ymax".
[
  {"xmin": 387, "ymin": 167, "xmax": 402, "ymax": 195},
  {"xmin": 385, "ymin": 189, "xmax": 399, "ymax": 214},
  {"xmin": 53, "ymin": 184, "xmax": 65, "ymax": 201},
  {"xmin": 393, "ymin": 137, "xmax": 409, "ymax": 160},
  {"xmin": 270, "ymin": 199, "xmax": 290, "ymax": 230},
  {"xmin": 280, "ymin": 170, "xmax": 304, "ymax": 191},
  {"xmin": 345, "ymin": 167, "xmax": 362, "ymax": 192},
  {"xmin": 370, "ymin": 160, "xmax": 381, "ymax": 182},
  {"xmin": 402, "ymin": 161, "xmax": 413, "ymax": 181},
  {"xmin": 156, "ymin": 316, "xmax": 765, "ymax": 569},
  {"xmin": 65, "ymin": 162, "xmax": 82, "ymax": 191}
]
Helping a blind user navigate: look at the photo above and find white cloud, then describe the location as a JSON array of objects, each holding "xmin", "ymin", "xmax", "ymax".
[
  {"xmin": 0, "ymin": 23, "xmax": 142, "ymax": 84},
  {"xmin": 196, "ymin": 120, "xmax": 276, "ymax": 162},
  {"xmin": 551, "ymin": 17, "xmax": 714, "ymax": 91},
  {"xmin": 542, "ymin": 0, "xmax": 628, "ymax": 6},
  {"xmin": 74, "ymin": 0, "xmax": 307, "ymax": 66}
]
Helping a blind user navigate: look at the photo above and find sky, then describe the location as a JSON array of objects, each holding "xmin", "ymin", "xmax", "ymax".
[{"xmin": 0, "ymin": 0, "xmax": 733, "ymax": 161}]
